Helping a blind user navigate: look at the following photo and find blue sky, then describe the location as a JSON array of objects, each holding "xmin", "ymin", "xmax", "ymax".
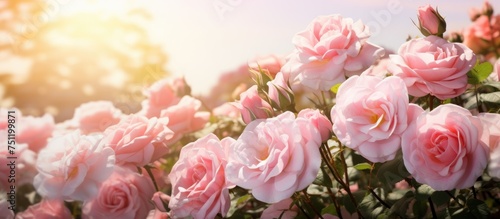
[{"xmin": 142, "ymin": 0, "xmax": 500, "ymax": 94}]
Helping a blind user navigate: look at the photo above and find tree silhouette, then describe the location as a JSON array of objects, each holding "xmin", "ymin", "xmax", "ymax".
[{"xmin": 0, "ymin": 1, "xmax": 168, "ymax": 121}]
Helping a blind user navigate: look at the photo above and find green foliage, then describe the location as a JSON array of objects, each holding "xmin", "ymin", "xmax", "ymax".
[{"xmin": 467, "ymin": 61, "xmax": 493, "ymax": 85}]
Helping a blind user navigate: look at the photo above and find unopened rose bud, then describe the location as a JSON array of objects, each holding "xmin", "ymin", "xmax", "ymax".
[
  {"xmin": 417, "ymin": 5, "xmax": 447, "ymax": 37},
  {"xmin": 266, "ymin": 72, "xmax": 294, "ymax": 111}
]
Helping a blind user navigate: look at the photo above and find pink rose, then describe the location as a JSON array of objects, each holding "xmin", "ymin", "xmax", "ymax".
[
  {"xmin": 17, "ymin": 114, "xmax": 55, "ymax": 152},
  {"xmin": 1, "ymin": 141, "xmax": 36, "ymax": 190},
  {"xmin": 147, "ymin": 210, "xmax": 170, "ymax": 219},
  {"xmin": 82, "ymin": 166, "xmax": 155, "ymax": 219},
  {"xmin": 160, "ymin": 96, "xmax": 210, "ymax": 143},
  {"xmin": 212, "ymin": 102, "xmax": 241, "ymax": 119},
  {"xmin": 298, "ymin": 108, "xmax": 332, "ymax": 142},
  {"xmin": 361, "ymin": 58, "xmax": 391, "ymax": 79},
  {"xmin": 168, "ymin": 134, "xmax": 234, "ymax": 219},
  {"xmin": 281, "ymin": 14, "xmax": 384, "ymax": 91},
  {"xmin": 267, "ymin": 72, "xmax": 294, "ymax": 109},
  {"xmin": 417, "ymin": 5, "xmax": 446, "ymax": 36},
  {"xmin": 140, "ymin": 78, "xmax": 181, "ymax": 118},
  {"xmin": 0, "ymin": 199, "xmax": 14, "ymax": 219},
  {"xmin": 226, "ymin": 112, "xmax": 322, "ymax": 203},
  {"xmin": 249, "ymin": 54, "xmax": 285, "ymax": 77},
  {"xmin": 72, "ymin": 101, "xmax": 122, "ymax": 134},
  {"xmin": 478, "ymin": 113, "xmax": 500, "ymax": 178},
  {"xmin": 15, "ymin": 199, "xmax": 72, "ymax": 219},
  {"xmin": 401, "ymin": 104, "xmax": 490, "ymax": 190},
  {"xmin": 331, "ymin": 75, "xmax": 420, "ymax": 163},
  {"xmin": 236, "ymin": 85, "xmax": 273, "ymax": 124},
  {"xmin": 261, "ymin": 198, "xmax": 298, "ymax": 219},
  {"xmin": 33, "ymin": 131, "xmax": 115, "ymax": 201},
  {"xmin": 101, "ymin": 115, "xmax": 173, "ymax": 167},
  {"xmin": 388, "ymin": 35, "xmax": 476, "ymax": 100},
  {"xmin": 151, "ymin": 191, "xmax": 170, "ymax": 212},
  {"xmin": 463, "ymin": 15, "xmax": 500, "ymax": 55}
]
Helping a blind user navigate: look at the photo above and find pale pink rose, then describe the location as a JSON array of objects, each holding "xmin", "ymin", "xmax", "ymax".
[
  {"xmin": 331, "ymin": 75, "xmax": 420, "ymax": 163},
  {"xmin": 82, "ymin": 166, "xmax": 155, "ymax": 219},
  {"xmin": 15, "ymin": 199, "xmax": 72, "ymax": 219},
  {"xmin": 140, "ymin": 78, "xmax": 181, "ymax": 118},
  {"xmin": 0, "ymin": 199, "xmax": 15, "ymax": 219},
  {"xmin": 388, "ymin": 35, "xmax": 476, "ymax": 100},
  {"xmin": 0, "ymin": 140, "xmax": 36, "ymax": 190},
  {"xmin": 395, "ymin": 180, "xmax": 410, "ymax": 190},
  {"xmin": 298, "ymin": 108, "xmax": 332, "ymax": 142},
  {"xmin": 226, "ymin": 112, "xmax": 322, "ymax": 203},
  {"xmin": 168, "ymin": 134, "xmax": 235, "ymax": 219},
  {"xmin": 417, "ymin": 5, "xmax": 445, "ymax": 36},
  {"xmin": 236, "ymin": 85, "xmax": 273, "ymax": 124},
  {"xmin": 151, "ymin": 192, "xmax": 170, "ymax": 212},
  {"xmin": 212, "ymin": 102, "xmax": 241, "ymax": 119},
  {"xmin": 147, "ymin": 210, "xmax": 170, "ymax": 219},
  {"xmin": 17, "ymin": 114, "xmax": 55, "ymax": 152},
  {"xmin": 261, "ymin": 198, "xmax": 298, "ymax": 219},
  {"xmin": 281, "ymin": 14, "xmax": 384, "ymax": 91},
  {"xmin": 477, "ymin": 113, "xmax": 500, "ymax": 178},
  {"xmin": 361, "ymin": 58, "xmax": 391, "ymax": 79},
  {"xmin": 101, "ymin": 114, "xmax": 173, "ymax": 167},
  {"xmin": 72, "ymin": 101, "xmax": 122, "ymax": 134},
  {"xmin": 249, "ymin": 54, "xmax": 285, "ymax": 77},
  {"xmin": 160, "ymin": 96, "xmax": 210, "ymax": 143},
  {"xmin": 401, "ymin": 104, "xmax": 490, "ymax": 190},
  {"xmin": 490, "ymin": 58, "xmax": 500, "ymax": 81},
  {"xmin": 267, "ymin": 72, "xmax": 293, "ymax": 109},
  {"xmin": 33, "ymin": 131, "xmax": 115, "ymax": 201},
  {"xmin": 463, "ymin": 15, "xmax": 500, "ymax": 55}
]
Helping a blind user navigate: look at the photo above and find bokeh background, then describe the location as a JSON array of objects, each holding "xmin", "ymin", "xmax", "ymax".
[{"xmin": 1, "ymin": 0, "xmax": 498, "ymax": 122}]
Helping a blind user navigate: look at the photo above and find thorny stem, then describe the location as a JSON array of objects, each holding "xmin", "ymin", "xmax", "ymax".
[
  {"xmin": 446, "ymin": 191, "xmax": 465, "ymax": 208},
  {"xmin": 145, "ymin": 165, "xmax": 160, "ymax": 192},
  {"xmin": 326, "ymin": 187, "xmax": 343, "ymax": 219},
  {"xmin": 302, "ymin": 190, "xmax": 324, "ymax": 219},
  {"xmin": 339, "ymin": 145, "xmax": 364, "ymax": 218},
  {"xmin": 429, "ymin": 197, "xmax": 437, "ymax": 219},
  {"xmin": 369, "ymin": 187, "xmax": 391, "ymax": 209}
]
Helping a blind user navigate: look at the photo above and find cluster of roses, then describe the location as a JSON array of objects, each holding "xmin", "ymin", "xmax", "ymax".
[{"xmin": 2, "ymin": 2, "xmax": 500, "ymax": 219}]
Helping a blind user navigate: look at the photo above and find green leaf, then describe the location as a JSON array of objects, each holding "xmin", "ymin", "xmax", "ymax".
[
  {"xmin": 313, "ymin": 167, "xmax": 333, "ymax": 188},
  {"xmin": 376, "ymin": 156, "xmax": 409, "ymax": 190},
  {"xmin": 480, "ymin": 92, "xmax": 500, "ymax": 103},
  {"xmin": 330, "ymin": 83, "xmax": 342, "ymax": 94},
  {"xmin": 321, "ymin": 205, "xmax": 337, "ymax": 216},
  {"xmin": 467, "ymin": 61, "xmax": 494, "ymax": 85},
  {"xmin": 467, "ymin": 199, "xmax": 490, "ymax": 219},
  {"xmin": 353, "ymin": 162, "xmax": 372, "ymax": 171}
]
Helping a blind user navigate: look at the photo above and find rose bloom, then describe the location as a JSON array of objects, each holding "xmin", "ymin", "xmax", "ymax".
[
  {"xmin": 388, "ymin": 35, "xmax": 476, "ymax": 100},
  {"xmin": 478, "ymin": 113, "xmax": 500, "ymax": 178},
  {"xmin": 267, "ymin": 72, "xmax": 293, "ymax": 109},
  {"xmin": 168, "ymin": 134, "xmax": 234, "ymax": 219},
  {"xmin": 298, "ymin": 108, "xmax": 332, "ymax": 142},
  {"xmin": 249, "ymin": 54, "xmax": 285, "ymax": 77},
  {"xmin": 82, "ymin": 166, "xmax": 156, "ymax": 219},
  {"xmin": 261, "ymin": 198, "xmax": 298, "ymax": 219},
  {"xmin": 281, "ymin": 14, "xmax": 384, "ymax": 91},
  {"xmin": 16, "ymin": 114, "xmax": 55, "ymax": 153},
  {"xmin": 212, "ymin": 102, "xmax": 241, "ymax": 119},
  {"xmin": 236, "ymin": 85, "xmax": 273, "ymax": 124},
  {"xmin": 139, "ymin": 78, "xmax": 181, "ymax": 118},
  {"xmin": 0, "ymin": 141, "xmax": 36, "ymax": 190},
  {"xmin": 463, "ymin": 15, "xmax": 500, "ymax": 55},
  {"xmin": 0, "ymin": 198, "xmax": 14, "ymax": 219},
  {"xmin": 160, "ymin": 96, "xmax": 210, "ymax": 143},
  {"xmin": 15, "ymin": 199, "xmax": 72, "ymax": 219},
  {"xmin": 72, "ymin": 101, "xmax": 122, "ymax": 134},
  {"xmin": 331, "ymin": 75, "xmax": 420, "ymax": 163},
  {"xmin": 33, "ymin": 131, "xmax": 115, "ymax": 201},
  {"xmin": 226, "ymin": 111, "xmax": 322, "ymax": 203},
  {"xmin": 101, "ymin": 114, "xmax": 173, "ymax": 167},
  {"xmin": 401, "ymin": 104, "xmax": 490, "ymax": 190}
]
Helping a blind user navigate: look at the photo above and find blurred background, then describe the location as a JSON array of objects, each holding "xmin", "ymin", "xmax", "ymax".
[{"xmin": 1, "ymin": 0, "xmax": 498, "ymax": 122}]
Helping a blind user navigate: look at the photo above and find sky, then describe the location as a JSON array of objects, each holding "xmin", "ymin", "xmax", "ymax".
[
  {"xmin": 141, "ymin": 0, "xmax": 500, "ymax": 95},
  {"xmin": 4, "ymin": 0, "xmax": 500, "ymax": 96}
]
